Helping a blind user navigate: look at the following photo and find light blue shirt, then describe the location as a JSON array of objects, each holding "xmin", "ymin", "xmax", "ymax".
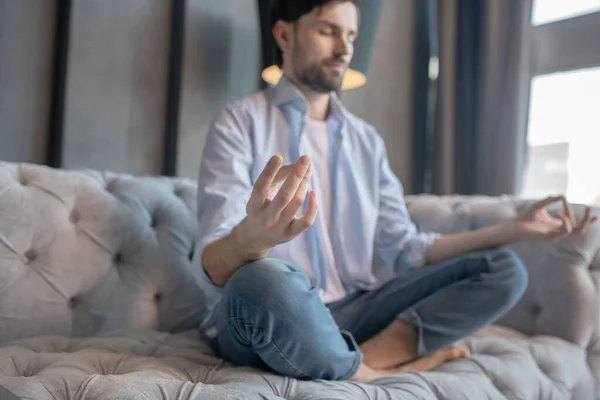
[{"xmin": 193, "ymin": 77, "xmax": 440, "ymax": 337}]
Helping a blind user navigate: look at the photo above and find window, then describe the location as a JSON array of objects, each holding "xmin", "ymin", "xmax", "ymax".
[
  {"xmin": 521, "ymin": 67, "xmax": 600, "ymax": 206},
  {"xmin": 532, "ymin": 0, "xmax": 600, "ymax": 26}
]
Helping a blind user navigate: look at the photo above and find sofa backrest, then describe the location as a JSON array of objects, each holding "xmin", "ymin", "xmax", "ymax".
[
  {"xmin": 0, "ymin": 162, "xmax": 207, "ymax": 343},
  {"xmin": 1, "ymin": 162, "xmax": 599, "ymax": 363}
]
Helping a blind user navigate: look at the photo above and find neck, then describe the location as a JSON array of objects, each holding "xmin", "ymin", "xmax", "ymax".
[{"xmin": 284, "ymin": 72, "xmax": 331, "ymax": 121}]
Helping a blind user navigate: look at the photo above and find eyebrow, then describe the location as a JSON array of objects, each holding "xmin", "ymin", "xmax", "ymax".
[{"xmin": 314, "ymin": 20, "xmax": 358, "ymax": 36}]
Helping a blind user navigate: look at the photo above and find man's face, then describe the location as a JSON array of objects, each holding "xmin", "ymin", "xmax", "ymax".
[{"xmin": 286, "ymin": 2, "xmax": 358, "ymax": 92}]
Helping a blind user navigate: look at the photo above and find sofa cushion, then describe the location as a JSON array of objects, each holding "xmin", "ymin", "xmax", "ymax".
[{"xmin": 0, "ymin": 326, "xmax": 590, "ymax": 400}]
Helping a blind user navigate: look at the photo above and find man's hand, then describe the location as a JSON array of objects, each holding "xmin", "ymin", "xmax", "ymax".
[
  {"xmin": 202, "ymin": 154, "xmax": 318, "ymax": 287},
  {"xmin": 513, "ymin": 195, "xmax": 598, "ymax": 241},
  {"xmin": 425, "ymin": 195, "xmax": 598, "ymax": 266},
  {"xmin": 231, "ymin": 154, "xmax": 319, "ymax": 261}
]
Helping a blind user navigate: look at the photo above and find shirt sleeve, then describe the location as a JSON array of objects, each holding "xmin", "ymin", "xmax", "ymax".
[
  {"xmin": 373, "ymin": 138, "xmax": 440, "ymax": 275},
  {"xmin": 193, "ymin": 106, "xmax": 254, "ymax": 297}
]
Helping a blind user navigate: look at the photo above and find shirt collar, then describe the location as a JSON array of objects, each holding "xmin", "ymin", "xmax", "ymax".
[{"xmin": 269, "ymin": 75, "xmax": 348, "ymax": 130}]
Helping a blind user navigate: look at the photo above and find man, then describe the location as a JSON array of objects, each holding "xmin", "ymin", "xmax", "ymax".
[{"xmin": 193, "ymin": 0, "xmax": 597, "ymax": 381}]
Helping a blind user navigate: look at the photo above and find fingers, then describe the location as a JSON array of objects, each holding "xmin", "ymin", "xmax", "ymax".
[
  {"xmin": 273, "ymin": 165, "xmax": 294, "ymax": 185},
  {"xmin": 265, "ymin": 165, "xmax": 295, "ymax": 201},
  {"xmin": 250, "ymin": 155, "xmax": 283, "ymax": 209},
  {"xmin": 246, "ymin": 155, "xmax": 317, "ymax": 246},
  {"xmin": 267, "ymin": 155, "xmax": 311, "ymax": 219},
  {"xmin": 560, "ymin": 196, "xmax": 576, "ymax": 227},
  {"xmin": 248, "ymin": 156, "xmax": 302, "ymax": 209},
  {"xmin": 574, "ymin": 207, "xmax": 597, "ymax": 234},
  {"xmin": 558, "ymin": 213, "xmax": 573, "ymax": 233},
  {"xmin": 552, "ymin": 206, "xmax": 598, "ymax": 240},
  {"xmin": 278, "ymin": 163, "xmax": 312, "ymax": 224},
  {"xmin": 547, "ymin": 213, "xmax": 572, "ymax": 241},
  {"xmin": 289, "ymin": 190, "xmax": 319, "ymax": 236},
  {"xmin": 532, "ymin": 195, "xmax": 563, "ymax": 211},
  {"xmin": 531, "ymin": 194, "xmax": 598, "ymax": 240}
]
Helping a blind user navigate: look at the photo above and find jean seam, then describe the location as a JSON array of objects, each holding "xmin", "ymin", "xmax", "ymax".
[
  {"xmin": 228, "ymin": 316, "xmax": 312, "ymax": 379},
  {"xmin": 269, "ymin": 336, "xmax": 312, "ymax": 379},
  {"xmin": 408, "ymin": 309, "xmax": 427, "ymax": 356},
  {"xmin": 338, "ymin": 352, "xmax": 362, "ymax": 381},
  {"xmin": 337, "ymin": 331, "xmax": 363, "ymax": 380}
]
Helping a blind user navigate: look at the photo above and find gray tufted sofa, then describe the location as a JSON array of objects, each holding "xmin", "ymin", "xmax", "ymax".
[{"xmin": 1, "ymin": 161, "xmax": 599, "ymax": 400}]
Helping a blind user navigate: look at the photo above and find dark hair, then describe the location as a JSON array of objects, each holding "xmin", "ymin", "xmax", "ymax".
[{"xmin": 270, "ymin": 0, "xmax": 358, "ymax": 67}]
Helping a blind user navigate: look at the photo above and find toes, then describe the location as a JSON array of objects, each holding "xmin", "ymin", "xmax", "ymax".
[
  {"xmin": 448, "ymin": 346, "xmax": 470, "ymax": 359},
  {"xmin": 446, "ymin": 347, "xmax": 462, "ymax": 360}
]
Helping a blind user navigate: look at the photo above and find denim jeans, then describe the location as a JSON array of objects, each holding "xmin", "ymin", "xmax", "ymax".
[{"xmin": 211, "ymin": 248, "xmax": 528, "ymax": 381}]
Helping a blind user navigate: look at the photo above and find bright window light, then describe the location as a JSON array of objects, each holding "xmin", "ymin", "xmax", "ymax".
[
  {"xmin": 521, "ymin": 67, "xmax": 600, "ymax": 206},
  {"xmin": 532, "ymin": 0, "xmax": 600, "ymax": 26}
]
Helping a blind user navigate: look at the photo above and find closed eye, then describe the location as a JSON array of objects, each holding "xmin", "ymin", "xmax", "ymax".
[{"xmin": 315, "ymin": 21, "xmax": 357, "ymax": 42}]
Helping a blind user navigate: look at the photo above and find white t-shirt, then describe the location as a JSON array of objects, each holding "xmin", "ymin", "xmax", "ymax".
[{"xmin": 301, "ymin": 118, "xmax": 347, "ymax": 304}]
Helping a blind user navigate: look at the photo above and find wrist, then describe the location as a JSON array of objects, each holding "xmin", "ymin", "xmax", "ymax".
[
  {"xmin": 498, "ymin": 220, "xmax": 526, "ymax": 243},
  {"xmin": 228, "ymin": 219, "xmax": 268, "ymax": 262}
]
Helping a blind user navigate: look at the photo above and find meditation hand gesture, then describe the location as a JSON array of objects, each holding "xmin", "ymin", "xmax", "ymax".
[
  {"xmin": 514, "ymin": 195, "xmax": 597, "ymax": 241},
  {"xmin": 233, "ymin": 155, "xmax": 318, "ymax": 260}
]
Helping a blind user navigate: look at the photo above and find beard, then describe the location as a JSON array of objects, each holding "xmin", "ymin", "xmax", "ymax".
[
  {"xmin": 294, "ymin": 63, "xmax": 344, "ymax": 93},
  {"xmin": 292, "ymin": 47, "xmax": 346, "ymax": 92}
]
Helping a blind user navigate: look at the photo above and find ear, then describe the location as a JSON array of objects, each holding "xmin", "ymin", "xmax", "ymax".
[{"xmin": 272, "ymin": 20, "xmax": 292, "ymax": 54}]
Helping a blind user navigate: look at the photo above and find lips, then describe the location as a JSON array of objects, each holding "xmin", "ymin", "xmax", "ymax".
[{"xmin": 326, "ymin": 62, "xmax": 347, "ymax": 71}]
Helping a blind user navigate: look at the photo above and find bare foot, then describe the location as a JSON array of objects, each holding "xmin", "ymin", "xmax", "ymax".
[
  {"xmin": 349, "ymin": 362, "xmax": 387, "ymax": 381},
  {"xmin": 388, "ymin": 346, "xmax": 470, "ymax": 373},
  {"xmin": 360, "ymin": 319, "xmax": 418, "ymax": 370},
  {"xmin": 350, "ymin": 346, "xmax": 470, "ymax": 382}
]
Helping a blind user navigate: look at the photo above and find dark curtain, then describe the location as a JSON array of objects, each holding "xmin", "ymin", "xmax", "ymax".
[{"xmin": 414, "ymin": 0, "xmax": 533, "ymax": 196}]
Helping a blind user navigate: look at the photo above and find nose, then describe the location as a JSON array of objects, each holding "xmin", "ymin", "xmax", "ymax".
[{"xmin": 335, "ymin": 35, "xmax": 352, "ymax": 58}]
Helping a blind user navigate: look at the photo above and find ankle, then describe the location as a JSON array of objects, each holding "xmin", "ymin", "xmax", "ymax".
[
  {"xmin": 358, "ymin": 320, "xmax": 420, "ymax": 370},
  {"xmin": 349, "ymin": 362, "xmax": 380, "ymax": 381}
]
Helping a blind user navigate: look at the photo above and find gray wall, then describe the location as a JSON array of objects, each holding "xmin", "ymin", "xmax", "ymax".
[
  {"xmin": 177, "ymin": 0, "xmax": 262, "ymax": 179},
  {"xmin": 0, "ymin": 0, "xmax": 55, "ymax": 164},
  {"xmin": 0, "ymin": 0, "xmax": 415, "ymax": 187},
  {"xmin": 63, "ymin": 0, "xmax": 170, "ymax": 175},
  {"xmin": 343, "ymin": 0, "xmax": 416, "ymax": 191}
]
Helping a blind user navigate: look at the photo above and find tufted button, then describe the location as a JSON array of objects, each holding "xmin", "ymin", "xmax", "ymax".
[
  {"xmin": 70, "ymin": 209, "xmax": 80, "ymax": 224},
  {"xmin": 174, "ymin": 187, "xmax": 184, "ymax": 197},
  {"xmin": 105, "ymin": 180, "xmax": 118, "ymax": 193},
  {"xmin": 154, "ymin": 293, "xmax": 162, "ymax": 302},
  {"xmin": 150, "ymin": 216, "xmax": 157, "ymax": 228},
  {"xmin": 19, "ymin": 176, "xmax": 28, "ymax": 186},
  {"xmin": 21, "ymin": 368, "xmax": 37, "ymax": 377},
  {"xmin": 114, "ymin": 253, "xmax": 123, "ymax": 264},
  {"xmin": 68, "ymin": 297, "xmax": 79, "ymax": 309},
  {"xmin": 24, "ymin": 249, "xmax": 37, "ymax": 263},
  {"xmin": 188, "ymin": 249, "xmax": 194, "ymax": 262},
  {"xmin": 532, "ymin": 304, "xmax": 542, "ymax": 315}
]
